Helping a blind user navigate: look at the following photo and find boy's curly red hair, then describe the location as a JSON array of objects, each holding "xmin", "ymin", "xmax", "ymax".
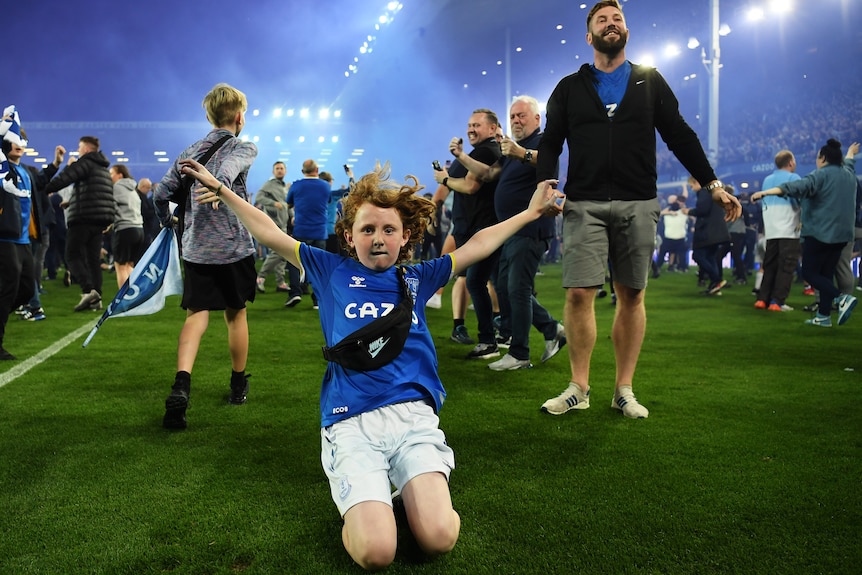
[{"xmin": 336, "ymin": 163, "xmax": 436, "ymax": 264}]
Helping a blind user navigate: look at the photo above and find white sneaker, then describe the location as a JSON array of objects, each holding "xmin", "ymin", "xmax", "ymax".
[
  {"xmin": 837, "ymin": 293, "xmax": 857, "ymax": 325},
  {"xmin": 426, "ymin": 293, "xmax": 442, "ymax": 309},
  {"xmin": 74, "ymin": 289, "xmax": 101, "ymax": 312},
  {"xmin": 541, "ymin": 323, "xmax": 566, "ymax": 363},
  {"xmin": 466, "ymin": 342, "xmax": 499, "ymax": 360},
  {"xmin": 541, "ymin": 383, "xmax": 590, "ymax": 415},
  {"xmin": 256, "ymin": 277, "xmax": 266, "ymax": 293},
  {"xmin": 489, "ymin": 354, "xmax": 532, "ymax": 371},
  {"xmin": 612, "ymin": 386, "xmax": 649, "ymax": 419}
]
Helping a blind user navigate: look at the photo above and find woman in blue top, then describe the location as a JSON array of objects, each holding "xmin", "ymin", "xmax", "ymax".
[
  {"xmin": 752, "ymin": 139, "xmax": 859, "ymax": 327},
  {"xmin": 179, "ymin": 158, "xmax": 563, "ymax": 570}
]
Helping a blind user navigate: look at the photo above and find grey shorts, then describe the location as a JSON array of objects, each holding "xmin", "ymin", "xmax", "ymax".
[{"xmin": 561, "ymin": 199, "xmax": 660, "ymax": 290}]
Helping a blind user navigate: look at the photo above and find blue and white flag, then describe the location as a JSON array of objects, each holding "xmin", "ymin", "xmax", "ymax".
[
  {"xmin": 82, "ymin": 227, "xmax": 183, "ymax": 347},
  {"xmin": 0, "ymin": 105, "xmax": 26, "ymax": 195},
  {"xmin": 0, "ymin": 105, "xmax": 26, "ymax": 147}
]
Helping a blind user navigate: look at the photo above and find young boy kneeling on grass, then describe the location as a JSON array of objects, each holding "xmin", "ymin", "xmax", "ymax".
[{"xmin": 179, "ymin": 158, "xmax": 563, "ymax": 570}]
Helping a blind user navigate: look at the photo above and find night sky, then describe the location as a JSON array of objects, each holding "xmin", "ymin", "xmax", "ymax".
[{"xmin": 7, "ymin": 0, "xmax": 861, "ymax": 190}]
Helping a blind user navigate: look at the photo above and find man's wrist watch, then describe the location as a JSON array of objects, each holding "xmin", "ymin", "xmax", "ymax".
[
  {"xmin": 442, "ymin": 177, "xmax": 449, "ymax": 189},
  {"xmin": 704, "ymin": 180, "xmax": 724, "ymax": 192},
  {"xmin": 522, "ymin": 150, "xmax": 533, "ymax": 164}
]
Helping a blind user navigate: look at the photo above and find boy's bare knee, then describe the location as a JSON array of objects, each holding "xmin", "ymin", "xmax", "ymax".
[
  {"xmin": 351, "ymin": 539, "xmax": 396, "ymax": 571},
  {"xmin": 414, "ymin": 510, "xmax": 460, "ymax": 556}
]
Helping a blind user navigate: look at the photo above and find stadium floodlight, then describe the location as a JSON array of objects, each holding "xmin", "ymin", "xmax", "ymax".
[
  {"xmin": 331, "ymin": 136, "xmax": 339, "ymax": 143},
  {"xmin": 769, "ymin": 0, "xmax": 794, "ymax": 14},
  {"xmin": 298, "ymin": 136, "xmax": 305, "ymax": 143},
  {"xmin": 299, "ymin": 108, "xmax": 309, "ymax": 119},
  {"xmin": 286, "ymin": 109, "xmax": 295, "ymax": 117},
  {"xmin": 334, "ymin": 110, "xmax": 342, "ymax": 118},
  {"xmin": 688, "ymin": 37, "xmax": 700, "ymax": 49},
  {"xmin": 318, "ymin": 136, "xmax": 325, "ymax": 143},
  {"xmin": 273, "ymin": 108, "xmax": 283, "ymax": 118},
  {"xmin": 664, "ymin": 43, "xmax": 681, "ymax": 58},
  {"xmin": 319, "ymin": 108, "xmax": 330, "ymax": 120},
  {"xmin": 719, "ymin": 23, "xmax": 731, "ymax": 36},
  {"xmin": 639, "ymin": 54, "xmax": 656, "ymax": 68},
  {"xmin": 274, "ymin": 136, "xmax": 281, "ymax": 143},
  {"xmin": 746, "ymin": 7, "xmax": 765, "ymax": 21}
]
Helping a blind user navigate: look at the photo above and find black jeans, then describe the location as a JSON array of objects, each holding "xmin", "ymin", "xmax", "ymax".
[
  {"xmin": 0, "ymin": 242, "xmax": 34, "ymax": 346},
  {"xmin": 66, "ymin": 223, "xmax": 105, "ymax": 295},
  {"xmin": 464, "ymin": 244, "xmax": 501, "ymax": 345},
  {"xmin": 801, "ymin": 237, "xmax": 846, "ymax": 317},
  {"xmin": 495, "ymin": 236, "xmax": 559, "ymax": 360}
]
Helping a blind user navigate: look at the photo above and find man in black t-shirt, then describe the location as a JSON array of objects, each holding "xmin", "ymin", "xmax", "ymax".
[{"xmin": 432, "ymin": 109, "xmax": 502, "ymax": 360}]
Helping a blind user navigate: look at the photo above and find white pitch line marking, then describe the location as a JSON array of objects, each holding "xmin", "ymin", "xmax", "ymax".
[{"xmin": 0, "ymin": 323, "xmax": 94, "ymax": 389}]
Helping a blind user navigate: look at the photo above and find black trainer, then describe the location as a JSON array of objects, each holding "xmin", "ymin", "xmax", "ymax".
[
  {"xmin": 229, "ymin": 373, "xmax": 250, "ymax": 405},
  {"xmin": 0, "ymin": 347, "xmax": 16, "ymax": 361},
  {"xmin": 163, "ymin": 387, "xmax": 189, "ymax": 430}
]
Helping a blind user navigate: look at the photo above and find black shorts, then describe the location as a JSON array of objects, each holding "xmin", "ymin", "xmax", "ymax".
[
  {"xmin": 112, "ymin": 227, "xmax": 145, "ymax": 264},
  {"xmin": 181, "ymin": 255, "xmax": 257, "ymax": 311}
]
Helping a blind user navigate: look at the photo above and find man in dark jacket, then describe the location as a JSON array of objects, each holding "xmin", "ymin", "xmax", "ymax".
[
  {"xmin": 136, "ymin": 177, "xmax": 159, "ymax": 246},
  {"xmin": 45, "ymin": 136, "xmax": 115, "ymax": 312},
  {"xmin": 684, "ymin": 177, "xmax": 731, "ymax": 295},
  {"xmin": 535, "ymin": 0, "xmax": 741, "ymax": 419}
]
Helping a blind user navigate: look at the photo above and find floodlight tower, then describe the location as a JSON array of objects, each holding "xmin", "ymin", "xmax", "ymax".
[{"xmin": 701, "ymin": 0, "xmax": 721, "ymax": 166}]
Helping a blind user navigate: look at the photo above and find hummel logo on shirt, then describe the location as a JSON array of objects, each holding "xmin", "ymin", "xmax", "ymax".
[
  {"xmin": 367, "ymin": 336, "xmax": 390, "ymax": 358},
  {"xmin": 349, "ymin": 275, "xmax": 367, "ymax": 288}
]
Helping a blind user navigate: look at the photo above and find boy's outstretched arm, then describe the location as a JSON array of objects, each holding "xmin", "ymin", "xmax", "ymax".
[
  {"xmin": 451, "ymin": 179, "xmax": 562, "ymax": 275},
  {"xmin": 179, "ymin": 158, "xmax": 301, "ymax": 268}
]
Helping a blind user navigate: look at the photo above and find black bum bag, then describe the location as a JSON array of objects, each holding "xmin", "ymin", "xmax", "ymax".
[{"xmin": 322, "ymin": 267, "xmax": 413, "ymax": 372}]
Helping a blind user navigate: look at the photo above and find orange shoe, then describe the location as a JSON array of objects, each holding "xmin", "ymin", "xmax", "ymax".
[
  {"xmin": 767, "ymin": 303, "xmax": 781, "ymax": 311},
  {"xmin": 803, "ymin": 286, "xmax": 815, "ymax": 296},
  {"xmin": 754, "ymin": 300, "xmax": 767, "ymax": 309}
]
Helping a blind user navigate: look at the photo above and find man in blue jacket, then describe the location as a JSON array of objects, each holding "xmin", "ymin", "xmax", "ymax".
[{"xmin": 536, "ymin": 0, "xmax": 741, "ymax": 418}]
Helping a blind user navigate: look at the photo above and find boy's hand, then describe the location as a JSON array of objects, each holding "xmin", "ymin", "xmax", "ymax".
[
  {"xmin": 180, "ymin": 158, "xmax": 222, "ymax": 208},
  {"xmin": 195, "ymin": 186, "xmax": 220, "ymax": 208},
  {"xmin": 528, "ymin": 179, "xmax": 563, "ymax": 217}
]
